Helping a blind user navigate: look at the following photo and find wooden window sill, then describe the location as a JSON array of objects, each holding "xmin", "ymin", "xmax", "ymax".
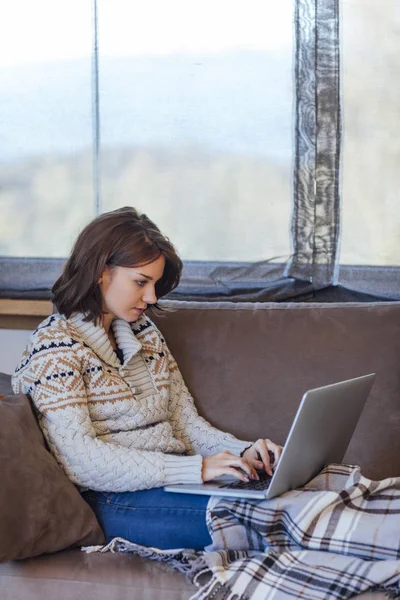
[{"xmin": 0, "ymin": 299, "xmax": 53, "ymax": 330}]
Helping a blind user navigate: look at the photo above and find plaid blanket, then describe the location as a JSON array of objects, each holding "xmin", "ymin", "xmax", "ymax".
[{"xmin": 83, "ymin": 464, "xmax": 400, "ymax": 599}]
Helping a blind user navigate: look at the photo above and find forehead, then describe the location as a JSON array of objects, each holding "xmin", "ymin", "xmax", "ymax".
[{"xmin": 127, "ymin": 255, "xmax": 166, "ymax": 276}]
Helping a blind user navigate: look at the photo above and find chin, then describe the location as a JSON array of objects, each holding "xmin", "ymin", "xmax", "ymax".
[
  {"xmin": 126, "ymin": 310, "xmax": 143, "ymax": 323},
  {"xmin": 112, "ymin": 310, "xmax": 136, "ymax": 323}
]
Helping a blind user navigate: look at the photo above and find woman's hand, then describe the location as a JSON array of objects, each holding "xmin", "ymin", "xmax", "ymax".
[
  {"xmin": 202, "ymin": 451, "xmax": 260, "ymax": 483},
  {"xmin": 241, "ymin": 439, "xmax": 283, "ymax": 476}
]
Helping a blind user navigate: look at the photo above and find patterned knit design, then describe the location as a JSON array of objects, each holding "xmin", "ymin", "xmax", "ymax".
[{"xmin": 12, "ymin": 312, "xmax": 250, "ymax": 492}]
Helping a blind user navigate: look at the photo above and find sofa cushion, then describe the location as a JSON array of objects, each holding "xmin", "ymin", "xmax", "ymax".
[{"xmin": 0, "ymin": 393, "xmax": 105, "ymax": 563}]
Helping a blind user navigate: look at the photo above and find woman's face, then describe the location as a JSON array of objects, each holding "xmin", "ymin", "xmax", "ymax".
[{"xmin": 98, "ymin": 255, "xmax": 166, "ymax": 323}]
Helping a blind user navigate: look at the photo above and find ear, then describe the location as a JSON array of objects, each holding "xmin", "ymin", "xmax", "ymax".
[{"xmin": 98, "ymin": 265, "xmax": 110, "ymax": 285}]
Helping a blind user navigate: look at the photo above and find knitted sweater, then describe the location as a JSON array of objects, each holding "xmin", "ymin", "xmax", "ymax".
[{"xmin": 12, "ymin": 312, "xmax": 250, "ymax": 492}]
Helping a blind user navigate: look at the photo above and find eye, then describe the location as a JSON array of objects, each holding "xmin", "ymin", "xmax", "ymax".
[{"xmin": 135, "ymin": 280, "xmax": 146, "ymax": 287}]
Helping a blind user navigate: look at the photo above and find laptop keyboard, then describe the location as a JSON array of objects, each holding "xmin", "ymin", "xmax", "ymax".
[{"xmin": 221, "ymin": 470, "xmax": 273, "ymax": 491}]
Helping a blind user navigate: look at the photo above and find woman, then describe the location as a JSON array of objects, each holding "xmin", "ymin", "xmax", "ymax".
[{"xmin": 12, "ymin": 207, "xmax": 282, "ymax": 550}]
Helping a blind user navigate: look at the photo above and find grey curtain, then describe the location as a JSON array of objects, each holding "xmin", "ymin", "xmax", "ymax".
[{"xmin": 286, "ymin": 0, "xmax": 341, "ymax": 287}]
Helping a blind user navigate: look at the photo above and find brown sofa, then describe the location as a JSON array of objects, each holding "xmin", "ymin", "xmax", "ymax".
[{"xmin": 1, "ymin": 300, "xmax": 400, "ymax": 599}]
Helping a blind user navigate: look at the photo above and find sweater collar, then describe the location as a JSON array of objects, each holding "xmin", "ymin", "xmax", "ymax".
[{"xmin": 68, "ymin": 312, "xmax": 142, "ymax": 367}]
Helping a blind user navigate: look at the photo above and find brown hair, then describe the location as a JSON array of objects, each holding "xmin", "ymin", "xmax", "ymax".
[{"xmin": 52, "ymin": 207, "xmax": 182, "ymax": 323}]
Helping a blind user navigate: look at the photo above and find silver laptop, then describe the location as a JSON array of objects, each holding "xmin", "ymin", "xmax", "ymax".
[{"xmin": 164, "ymin": 373, "xmax": 375, "ymax": 500}]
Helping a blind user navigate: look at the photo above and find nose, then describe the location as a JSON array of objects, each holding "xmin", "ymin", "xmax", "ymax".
[{"xmin": 143, "ymin": 286, "xmax": 157, "ymax": 305}]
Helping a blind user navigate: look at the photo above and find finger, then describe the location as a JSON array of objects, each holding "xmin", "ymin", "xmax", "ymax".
[
  {"xmin": 246, "ymin": 457, "xmax": 264, "ymax": 470},
  {"xmin": 272, "ymin": 445, "xmax": 283, "ymax": 464},
  {"xmin": 223, "ymin": 454, "xmax": 258, "ymax": 480},
  {"xmin": 265, "ymin": 440, "xmax": 283, "ymax": 467},
  {"xmin": 236, "ymin": 458, "xmax": 259, "ymax": 480},
  {"xmin": 243, "ymin": 457, "xmax": 263, "ymax": 477},
  {"xmin": 225, "ymin": 467, "xmax": 249, "ymax": 482},
  {"xmin": 221, "ymin": 456, "xmax": 255, "ymax": 479},
  {"xmin": 246, "ymin": 458, "xmax": 262, "ymax": 480},
  {"xmin": 256, "ymin": 440, "xmax": 273, "ymax": 476},
  {"xmin": 275, "ymin": 446, "xmax": 284, "ymax": 466}
]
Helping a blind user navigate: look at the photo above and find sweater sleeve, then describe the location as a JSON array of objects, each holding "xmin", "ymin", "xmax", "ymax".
[
  {"xmin": 12, "ymin": 341, "xmax": 203, "ymax": 492},
  {"xmin": 163, "ymin": 340, "xmax": 251, "ymax": 457}
]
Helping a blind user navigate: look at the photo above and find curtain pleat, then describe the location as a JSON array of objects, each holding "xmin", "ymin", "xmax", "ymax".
[{"xmin": 287, "ymin": 0, "xmax": 341, "ymax": 286}]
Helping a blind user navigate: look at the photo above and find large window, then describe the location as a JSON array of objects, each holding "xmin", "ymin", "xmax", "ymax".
[
  {"xmin": 1, "ymin": 1, "xmax": 400, "ymax": 302},
  {"xmin": 0, "ymin": 0, "xmax": 294, "ymax": 263}
]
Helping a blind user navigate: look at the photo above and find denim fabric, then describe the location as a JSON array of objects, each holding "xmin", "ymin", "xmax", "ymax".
[{"xmin": 81, "ymin": 487, "xmax": 212, "ymax": 550}]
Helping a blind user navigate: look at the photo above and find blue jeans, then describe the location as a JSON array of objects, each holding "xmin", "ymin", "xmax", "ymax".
[{"xmin": 82, "ymin": 487, "xmax": 212, "ymax": 550}]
